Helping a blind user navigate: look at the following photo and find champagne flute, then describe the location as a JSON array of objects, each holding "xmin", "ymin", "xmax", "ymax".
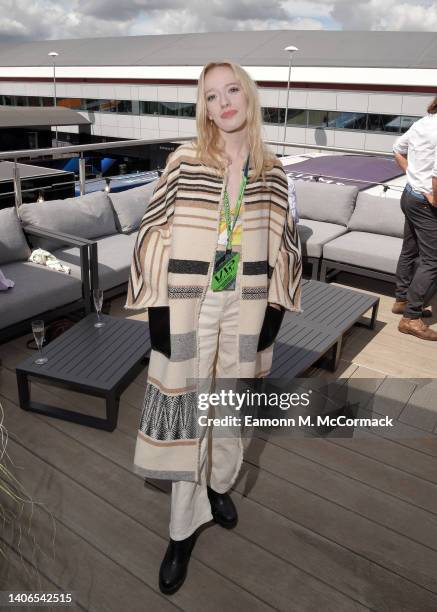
[
  {"xmin": 93, "ymin": 288, "xmax": 105, "ymax": 328},
  {"xmin": 31, "ymin": 320, "xmax": 48, "ymax": 365}
]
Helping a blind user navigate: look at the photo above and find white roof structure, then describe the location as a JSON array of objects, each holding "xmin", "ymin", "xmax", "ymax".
[{"xmin": 0, "ymin": 31, "xmax": 436, "ymax": 88}]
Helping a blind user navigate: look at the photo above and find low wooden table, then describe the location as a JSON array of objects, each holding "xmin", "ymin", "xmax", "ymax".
[
  {"xmin": 269, "ymin": 279, "xmax": 379, "ymax": 378},
  {"xmin": 16, "ymin": 314, "xmax": 151, "ymax": 431}
]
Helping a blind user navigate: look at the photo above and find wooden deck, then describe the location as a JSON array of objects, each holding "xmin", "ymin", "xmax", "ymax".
[{"xmin": 1, "ymin": 273, "xmax": 437, "ymax": 612}]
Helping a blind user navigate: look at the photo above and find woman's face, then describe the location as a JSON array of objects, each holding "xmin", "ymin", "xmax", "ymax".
[{"xmin": 204, "ymin": 65, "xmax": 248, "ymax": 134}]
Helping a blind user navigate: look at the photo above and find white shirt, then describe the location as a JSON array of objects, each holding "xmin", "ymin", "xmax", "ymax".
[
  {"xmin": 287, "ymin": 175, "xmax": 299, "ymax": 223},
  {"xmin": 393, "ymin": 113, "xmax": 437, "ymax": 194}
]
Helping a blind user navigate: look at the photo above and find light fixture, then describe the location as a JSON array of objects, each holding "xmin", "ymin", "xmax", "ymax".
[{"xmin": 37, "ymin": 191, "xmax": 45, "ymax": 203}]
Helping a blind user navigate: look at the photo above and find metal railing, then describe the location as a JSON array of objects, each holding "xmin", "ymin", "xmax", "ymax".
[{"xmin": 0, "ymin": 136, "xmax": 398, "ymax": 210}]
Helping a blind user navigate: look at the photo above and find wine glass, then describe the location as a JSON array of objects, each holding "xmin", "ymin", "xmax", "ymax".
[
  {"xmin": 31, "ymin": 320, "xmax": 48, "ymax": 365},
  {"xmin": 93, "ymin": 288, "xmax": 105, "ymax": 328}
]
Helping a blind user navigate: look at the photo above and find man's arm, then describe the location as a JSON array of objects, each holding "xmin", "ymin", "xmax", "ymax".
[{"xmin": 394, "ymin": 151, "xmax": 408, "ymax": 173}]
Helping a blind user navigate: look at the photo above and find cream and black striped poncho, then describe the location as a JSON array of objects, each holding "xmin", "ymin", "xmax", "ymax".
[{"xmin": 125, "ymin": 142, "xmax": 302, "ymax": 482}]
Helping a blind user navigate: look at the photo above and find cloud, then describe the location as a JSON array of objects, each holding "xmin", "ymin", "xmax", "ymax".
[{"xmin": 0, "ymin": 0, "xmax": 436, "ymax": 44}]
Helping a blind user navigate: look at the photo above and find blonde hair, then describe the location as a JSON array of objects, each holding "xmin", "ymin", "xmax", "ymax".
[{"xmin": 195, "ymin": 60, "xmax": 276, "ymax": 181}]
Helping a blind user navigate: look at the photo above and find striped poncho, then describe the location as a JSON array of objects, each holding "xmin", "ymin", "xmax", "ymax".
[{"xmin": 125, "ymin": 142, "xmax": 302, "ymax": 482}]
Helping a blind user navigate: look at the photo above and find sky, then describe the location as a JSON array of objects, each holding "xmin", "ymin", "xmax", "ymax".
[{"xmin": 0, "ymin": 0, "xmax": 436, "ymax": 43}]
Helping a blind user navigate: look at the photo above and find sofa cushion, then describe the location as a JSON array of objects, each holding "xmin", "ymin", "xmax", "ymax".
[
  {"xmin": 323, "ymin": 231, "xmax": 402, "ymax": 274},
  {"xmin": 0, "ymin": 207, "xmax": 31, "ymax": 265},
  {"xmin": 348, "ymin": 193, "xmax": 404, "ymax": 238},
  {"xmin": 0, "ymin": 260, "xmax": 82, "ymax": 329},
  {"xmin": 295, "ymin": 180, "xmax": 359, "ymax": 226},
  {"xmin": 109, "ymin": 180, "xmax": 158, "ymax": 234},
  {"xmin": 297, "ymin": 220, "xmax": 347, "ymax": 258},
  {"xmin": 55, "ymin": 233, "xmax": 138, "ymax": 291},
  {"xmin": 19, "ymin": 191, "xmax": 117, "ymax": 250}
]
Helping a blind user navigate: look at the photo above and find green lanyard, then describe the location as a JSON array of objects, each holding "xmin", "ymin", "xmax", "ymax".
[{"xmin": 223, "ymin": 156, "xmax": 250, "ymax": 252}]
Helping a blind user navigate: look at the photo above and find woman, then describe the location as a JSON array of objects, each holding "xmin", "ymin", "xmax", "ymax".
[{"xmin": 125, "ymin": 60, "xmax": 302, "ymax": 594}]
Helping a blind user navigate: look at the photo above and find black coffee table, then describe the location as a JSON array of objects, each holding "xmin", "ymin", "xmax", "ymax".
[{"xmin": 16, "ymin": 314, "xmax": 151, "ymax": 431}]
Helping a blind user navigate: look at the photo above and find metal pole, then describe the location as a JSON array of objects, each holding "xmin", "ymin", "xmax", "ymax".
[
  {"xmin": 53, "ymin": 60, "xmax": 58, "ymax": 146},
  {"xmin": 282, "ymin": 53, "xmax": 292, "ymax": 157},
  {"xmin": 13, "ymin": 159, "xmax": 22, "ymax": 213},
  {"xmin": 79, "ymin": 154, "xmax": 86, "ymax": 195}
]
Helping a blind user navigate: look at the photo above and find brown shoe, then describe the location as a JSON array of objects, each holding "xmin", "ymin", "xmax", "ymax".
[
  {"xmin": 392, "ymin": 300, "xmax": 432, "ymax": 318},
  {"xmin": 398, "ymin": 317, "xmax": 437, "ymax": 340}
]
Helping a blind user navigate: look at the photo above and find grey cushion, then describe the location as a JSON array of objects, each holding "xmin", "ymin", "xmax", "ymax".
[
  {"xmin": 295, "ymin": 180, "xmax": 358, "ymax": 226},
  {"xmin": 19, "ymin": 191, "xmax": 117, "ymax": 250},
  {"xmin": 0, "ymin": 260, "xmax": 82, "ymax": 329},
  {"xmin": 297, "ymin": 220, "xmax": 347, "ymax": 258},
  {"xmin": 348, "ymin": 193, "xmax": 404, "ymax": 238},
  {"xmin": 55, "ymin": 232, "xmax": 138, "ymax": 291},
  {"xmin": 0, "ymin": 207, "xmax": 31, "ymax": 265},
  {"xmin": 323, "ymin": 232, "xmax": 402, "ymax": 274},
  {"xmin": 109, "ymin": 180, "xmax": 158, "ymax": 234}
]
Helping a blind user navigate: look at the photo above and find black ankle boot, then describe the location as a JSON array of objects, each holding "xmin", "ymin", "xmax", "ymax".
[
  {"xmin": 207, "ymin": 486, "xmax": 238, "ymax": 529},
  {"xmin": 159, "ymin": 533, "xmax": 196, "ymax": 595}
]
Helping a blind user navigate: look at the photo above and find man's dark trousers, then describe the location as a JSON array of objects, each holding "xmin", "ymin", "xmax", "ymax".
[{"xmin": 395, "ymin": 185, "xmax": 437, "ymax": 318}]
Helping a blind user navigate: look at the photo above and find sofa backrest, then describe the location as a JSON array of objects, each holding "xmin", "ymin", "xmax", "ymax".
[
  {"xmin": 108, "ymin": 179, "xmax": 158, "ymax": 234},
  {"xmin": 347, "ymin": 192, "xmax": 404, "ymax": 238},
  {"xmin": 294, "ymin": 180, "xmax": 359, "ymax": 226},
  {"xmin": 19, "ymin": 191, "xmax": 117, "ymax": 250},
  {"xmin": 0, "ymin": 207, "xmax": 31, "ymax": 264}
]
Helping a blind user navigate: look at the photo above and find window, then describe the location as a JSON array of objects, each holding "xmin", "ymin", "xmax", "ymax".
[
  {"xmin": 116, "ymin": 100, "xmax": 133, "ymax": 113},
  {"xmin": 367, "ymin": 114, "xmax": 399, "ymax": 133},
  {"xmin": 326, "ymin": 112, "xmax": 367, "ymax": 130},
  {"xmin": 262, "ymin": 107, "xmax": 279, "ymax": 124},
  {"xmin": 82, "ymin": 99, "xmax": 101, "ymax": 112},
  {"xmin": 158, "ymin": 101, "xmax": 179, "ymax": 117},
  {"xmin": 58, "ymin": 98, "xmax": 82, "ymax": 109},
  {"xmin": 179, "ymin": 102, "xmax": 196, "ymax": 118},
  {"xmin": 28, "ymin": 96, "xmax": 42, "ymax": 107},
  {"xmin": 286, "ymin": 109, "xmax": 307, "ymax": 126},
  {"xmin": 401, "ymin": 116, "xmax": 419, "ymax": 133},
  {"xmin": 140, "ymin": 101, "xmax": 159, "ymax": 115},
  {"xmin": 307, "ymin": 110, "xmax": 329, "ymax": 127}
]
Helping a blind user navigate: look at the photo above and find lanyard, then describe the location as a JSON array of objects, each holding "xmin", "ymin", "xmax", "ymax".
[{"xmin": 223, "ymin": 156, "xmax": 250, "ymax": 252}]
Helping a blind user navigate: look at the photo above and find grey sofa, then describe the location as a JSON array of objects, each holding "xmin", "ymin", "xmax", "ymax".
[
  {"xmin": 293, "ymin": 179, "xmax": 405, "ymax": 284},
  {"xmin": 295, "ymin": 181, "xmax": 359, "ymax": 279},
  {"xmin": 18, "ymin": 181, "xmax": 158, "ymax": 303},
  {"xmin": 0, "ymin": 207, "xmax": 93, "ymax": 344}
]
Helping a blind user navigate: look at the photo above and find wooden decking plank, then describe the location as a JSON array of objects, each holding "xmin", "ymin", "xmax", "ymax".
[
  {"xmin": 399, "ymin": 381, "xmax": 437, "ymax": 432},
  {"xmin": 2, "ymin": 402, "xmax": 274, "ymax": 612},
  {"xmin": 240, "ymin": 439, "xmax": 437, "ymax": 592},
  {"xmin": 232, "ymin": 490, "xmax": 437, "ymax": 612},
  {"xmin": 4, "ymin": 370, "xmax": 437, "ymax": 599},
  {"xmin": 233, "ymin": 464, "xmax": 437, "ymax": 597},
  {"xmin": 261, "ymin": 434, "xmax": 437, "ymax": 508},
  {"xmin": 1, "ymin": 444, "xmax": 179, "ymax": 612},
  {"xmin": 0, "ymin": 540, "xmax": 67, "ymax": 612},
  {"xmin": 0, "ymin": 396, "xmax": 408, "ymax": 611}
]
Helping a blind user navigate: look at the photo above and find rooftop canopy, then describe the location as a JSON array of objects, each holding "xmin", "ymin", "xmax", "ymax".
[{"xmin": 0, "ymin": 106, "xmax": 91, "ymax": 128}]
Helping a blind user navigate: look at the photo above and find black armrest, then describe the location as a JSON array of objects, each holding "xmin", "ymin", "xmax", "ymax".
[
  {"xmin": 22, "ymin": 224, "xmax": 95, "ymax": 314},
  {"xmin": 22, "ymin": 224, "xmax": 95, "ymax": 248}
]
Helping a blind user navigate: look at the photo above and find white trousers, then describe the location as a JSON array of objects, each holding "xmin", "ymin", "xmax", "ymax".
[{"xmin": 169, "ymin": 280, "xmax": 244, "ymax": 540}]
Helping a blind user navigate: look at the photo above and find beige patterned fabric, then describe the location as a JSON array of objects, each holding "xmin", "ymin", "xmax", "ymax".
[{"xmin": 125, "ymin": 142, "xmax": 302, "ymax": 482}]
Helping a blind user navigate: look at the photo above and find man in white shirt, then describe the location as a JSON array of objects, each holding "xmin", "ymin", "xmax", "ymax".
[{"xmin": 392, "ymin": 97, "xmax": 437, "ymax": 341}]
